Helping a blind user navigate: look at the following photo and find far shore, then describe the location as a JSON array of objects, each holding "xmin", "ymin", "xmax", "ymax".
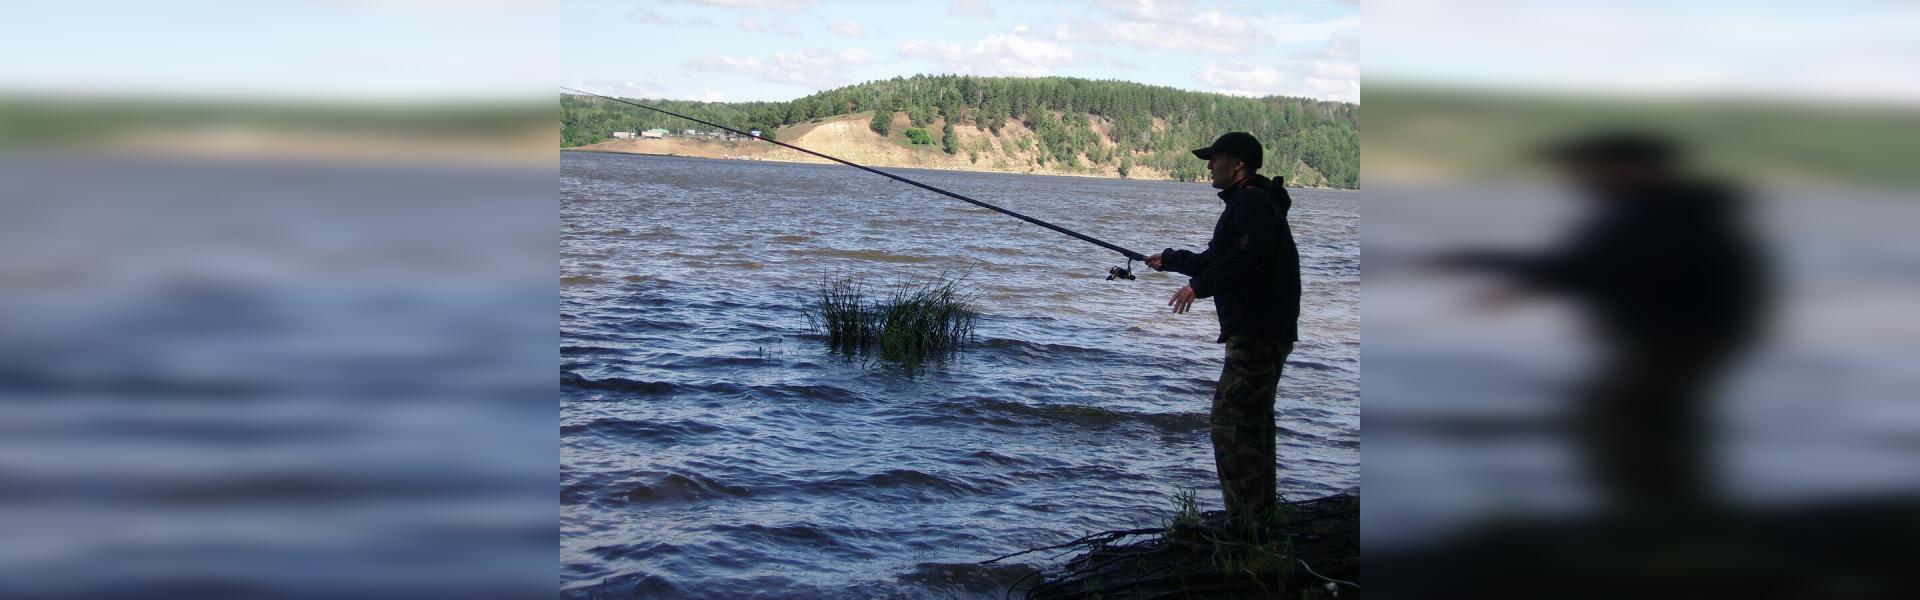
[{"xmin": 561, "ymin": 146, "xmax": 1353, "ymax": 191}]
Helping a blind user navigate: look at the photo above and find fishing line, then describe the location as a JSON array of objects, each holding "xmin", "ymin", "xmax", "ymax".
[{"xmin": 562, "ymin": 87, "xmax": 1147, "ymax": 278}]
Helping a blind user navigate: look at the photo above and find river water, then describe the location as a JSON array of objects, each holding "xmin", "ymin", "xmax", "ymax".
[{"xmin": 560, "ymin": 151, "xmax": 1358, "ymax": 597}]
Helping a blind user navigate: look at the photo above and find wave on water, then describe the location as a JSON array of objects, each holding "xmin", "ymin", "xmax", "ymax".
[
  {"xmin": 975, "ymin": 337, "xmax": 1125, "ymax": 361},
  {"xmin": 561, "ymin": 417, "xmax": 729, "ymax": 444},
  {"xmin": 892, "ymin": 396, "xmax": 1210, "ymax": 434},
  {"xmin": 561, "ymin": 372, "xmax": 865, "ymax": 404},
  {"xmin": 786, "ymin": 247, "xmax": 933, "ymax": 263},
  {"xmin": 706, "ymin": 522, "xmax": 885, "ymax": 556},
  {"xmin": 598, "ymin": 472, "xmax": 756, "ymax": 504},
  {"xmin": 593, "ymin": 225, "xmax": 682, "ymax": 240},
  {"xmin": 798, "ymin": 468, "xmax": 990, "ymax": 500},
  {"xmin": 559, "ymin": 345, "xmax": 629, "ymax": 357},
  {"xmin": 561, "ymin": 372, "xmax": 691, "ymax": 395},
  {"xmin": 1286, "ymin": 358, "xmax": 1344, "ymax": 372}
]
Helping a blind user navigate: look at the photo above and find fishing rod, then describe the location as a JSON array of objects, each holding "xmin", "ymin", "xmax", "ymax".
[{"xmin": 561, "ymin": 87, "xmax": 1145, "ymax": 281}]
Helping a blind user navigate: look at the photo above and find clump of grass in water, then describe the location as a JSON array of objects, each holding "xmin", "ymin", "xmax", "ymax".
[
  {"xmin": 809, "ymin": 276, "xmax": 873, "ymax": 355},
  {"xmin": 806, "ymin": 274, "xmax": 978, "ymax": 368}
]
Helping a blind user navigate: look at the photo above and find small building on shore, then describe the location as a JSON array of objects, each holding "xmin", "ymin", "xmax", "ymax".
[
  {"xmin": 611, "ymin": 131, "xmax": 635, "ymax": 139},
  {"xmin": 641, "ymin": 129, "xmax": 667, "ymax": 139}
]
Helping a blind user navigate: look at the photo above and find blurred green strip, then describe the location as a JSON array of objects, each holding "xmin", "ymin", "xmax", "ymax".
[
  {"xmin": 0, "ymin": 96, "xmax": 553, "ymax": 147},
  {"xmin": 1364, "ymin": 83, "xmax": 1920, "ymax": 187}
]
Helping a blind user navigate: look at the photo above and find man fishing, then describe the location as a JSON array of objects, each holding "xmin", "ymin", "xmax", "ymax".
[
  {"xmin": 1431, "ymin": 132, "xmax": 1767, "ymax": 523},
  {"xmin": 1145, "ymin": 132, "xmax": 1302, "ymax": 531}
]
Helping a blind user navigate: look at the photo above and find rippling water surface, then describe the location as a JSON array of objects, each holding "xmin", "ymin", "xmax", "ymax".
[
  {"xmin": 561, "ymin": 152, "xmax": 1358, "ymax": 597},
  {"xmin": 0, "ymin": 156, "xmax": 555, "ymax": 597}
]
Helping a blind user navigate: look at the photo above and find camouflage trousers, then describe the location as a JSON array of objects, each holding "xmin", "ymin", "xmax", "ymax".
[{"xmin": 1210, "ymin": 335, "xmax": 1293, "ymax": 528}]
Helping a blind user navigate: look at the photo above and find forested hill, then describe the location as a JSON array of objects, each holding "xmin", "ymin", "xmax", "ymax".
[{"xmin": 561, "ymin": 75, "xmax": 1358, "ymax": 188}]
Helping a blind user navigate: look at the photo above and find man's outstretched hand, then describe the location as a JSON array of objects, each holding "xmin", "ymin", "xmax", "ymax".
[
  {"xmin": 1145, "ymin": 253, "xmax": 1166, "ymax": 271},
  {"xmin": 1168, "ymin": 284, "xmax": 1197, "ymax": 314}
]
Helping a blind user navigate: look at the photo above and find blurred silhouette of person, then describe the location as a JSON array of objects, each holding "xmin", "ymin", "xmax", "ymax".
[{"xmin": 1435, "ymin": 131, "xmax": 1768, "ymax": 523}]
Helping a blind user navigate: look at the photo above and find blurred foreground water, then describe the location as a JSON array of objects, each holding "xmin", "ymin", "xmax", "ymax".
[{"xmin": 0, "ymin": 152, "xmax": 557, "ymax": 597}]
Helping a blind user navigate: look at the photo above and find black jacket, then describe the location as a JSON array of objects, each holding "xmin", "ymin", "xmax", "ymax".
[{"xmin": 1161, "ymin": 174, "xmax": 1302, "ymax": 342}]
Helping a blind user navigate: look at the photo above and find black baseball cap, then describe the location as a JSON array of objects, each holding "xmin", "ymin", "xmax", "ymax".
[{"xmin": 1192, "ymin": 132, "xmax": 1263, "ymax": 172}]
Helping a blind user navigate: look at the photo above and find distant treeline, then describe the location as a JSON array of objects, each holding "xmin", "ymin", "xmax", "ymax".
[
  {"xmin": 1364, "ymin": 83, "xmax": 1920, "ymax": 188},
  {"xmin": 1, "ymin": 96, "xmax": 549, "ymax": 148},
  {"xmin": 561, "ymin": 75, "xmax": 1359, "ymax": 188}
]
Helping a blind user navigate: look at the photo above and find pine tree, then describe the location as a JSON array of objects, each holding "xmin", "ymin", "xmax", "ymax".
[
  {"xmin": 869, "ymin": 110, "xmax": 891, "ymax": 136},
  {"xmin": 985, "ymin": 97, "xmax": 1009, "ymax": 133},
  {"xmin": 941, "ymin": 122, "xmax": 958, "ymax": 155}
]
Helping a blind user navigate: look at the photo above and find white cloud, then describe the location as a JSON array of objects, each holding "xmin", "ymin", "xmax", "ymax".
[
  {"xmin": 736, "ymin": 15, "xmax": 800, "ymax": 37},
  {"xmin": 580, "ymin": 79, "xmax": 667, "ymax": 99},
  {"xmin": 899, "ymin": 32, "xmax": 1078, "ymax": 76},
  {"xmin": 831, "ymin": 18, "xmax": 863, "ymax": 37},
  {"xmin": 1196, "ymin": 57, "xmax": 1359, "ymax": 103},
  {"xmin": 949, "ymin": 0, "xmax": 995, "ymax": 19},
  {"xmin": 626, "ymin": 8, "xmax": 675, "ymax": 25},
  {"xmin": 1322, "ymin": 33, "xmax": 1357, "ymax": 61},
  {"xmin": 1197, "ymin": 62, "xmax": 1287, "ymax": 96},
  {"xmin": 1053, "ymin": 6, "xmax": 1256, "ymax": 54},
  {"xmin": 1052, "ymin": 3, "xmax": 1359, "ymax": 55},
  {"xmin": 678, "ymin": 0, "xmax": 817, "ymax": 12},
  {"xmin": 1252, "ymin": 13, "xmax": 1362, "ymax": 45},
  {"xmin": 1100, "ymin": 0, "xmax": 1196, "ymax": 23},
  {"xmin": 1055, "ymin": 20, "xmax": 1238, "ymax": 54},
  {"xmin": 578, "ymin": 79, "xmax": 725, "ymax": 103},
  {"xmin": 687, "ymin": 47, "xmax": 871, "ymax": 88}
]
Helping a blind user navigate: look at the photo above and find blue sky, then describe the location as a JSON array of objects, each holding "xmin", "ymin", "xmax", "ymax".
[
  {"xmin": 562, "ymin": 0, "xmax": 1361, "ymax": 104},
  {"xmin": 8, "ymin": 1, "xmax": 1907, "ymax": 106},
  {"xmin": 1, "ymin": 1, "xmax": 554, "ymax": 100}
]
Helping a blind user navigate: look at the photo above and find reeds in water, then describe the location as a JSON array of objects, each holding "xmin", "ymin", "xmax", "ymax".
[{"xmin": 806, "ymin": 274, "xmax": 978, "ymax": 367}]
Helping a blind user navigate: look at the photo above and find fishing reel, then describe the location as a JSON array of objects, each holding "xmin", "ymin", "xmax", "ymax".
[{"xmin": 1106, "ymin": 259, "xmax": 1136, "ymax": 281}]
